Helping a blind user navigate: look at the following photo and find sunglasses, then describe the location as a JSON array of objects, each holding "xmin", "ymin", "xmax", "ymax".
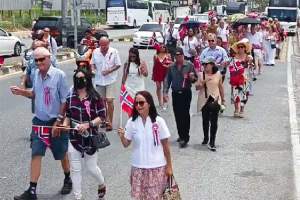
[
  {"xmin": 134, "ymin": 101, "xmax": 146, "ymax": 107},
  {"xmin": 34, "ymin": 57, "xmax": 46, "ymax": 63},
  {"xmin": 237, "ymin": 46, "xmax": 245, "ymax": 49},
  {"xmin": 208, "ymin": 40, "xmax": 215, "ymax": 42}
]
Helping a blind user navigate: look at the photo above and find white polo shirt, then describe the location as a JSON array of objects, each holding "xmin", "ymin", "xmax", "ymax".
[
  {"xmin": 246, "ymin": 32, "xmax": 263, "ymax": 51},
  {"xmin": 125, "ymin": 116, "xmax": 171, "ymax": 169},
  {"xmin": 91, "ymin": 47, "xmax": 122, "ymax": 86}
]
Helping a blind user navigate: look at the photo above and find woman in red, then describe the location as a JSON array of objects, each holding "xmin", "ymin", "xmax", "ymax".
[{"xmin": 152, "ymin": 45, "xmax": 172, "ymax": 109}]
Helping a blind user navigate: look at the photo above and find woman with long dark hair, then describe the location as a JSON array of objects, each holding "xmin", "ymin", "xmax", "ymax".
[
  {"xmin": 196, "ymin": 57, "xmax": 225, "ymax": 152},
  {"xmin": 152, "ymin": 45, "xmax": 172, "ymax": 109},
  {"xmin": 63, "ymin": 69, "xmax": 107, "ymax": 200},
  {"xmin": 118, "ymin": 91, "xmax": 173, "ymax": 200},
  {"xmin": 122, "ymin": 47, "xmax": 148, "ymax": 95}
]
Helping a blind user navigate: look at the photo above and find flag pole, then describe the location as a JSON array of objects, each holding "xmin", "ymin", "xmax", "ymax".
[{"xmin": 120, "ymin": 109, "xmax": 123, "ymax": 127}]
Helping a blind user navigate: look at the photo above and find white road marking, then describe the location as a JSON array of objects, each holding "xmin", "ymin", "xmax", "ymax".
[{"xmin": 287, "ymin": 37, "xmax": 300, "ymax": 199}]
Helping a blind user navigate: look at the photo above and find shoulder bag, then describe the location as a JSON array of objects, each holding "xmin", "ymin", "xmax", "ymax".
[{"xmin": 162, "ymin": 175, "xmax": 182, "ymax": 200}]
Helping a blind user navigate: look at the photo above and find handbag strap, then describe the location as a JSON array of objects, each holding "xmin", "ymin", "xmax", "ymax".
[{"xmin": 203, "ymin": 71, "xmax": 208, "ymax": 98}]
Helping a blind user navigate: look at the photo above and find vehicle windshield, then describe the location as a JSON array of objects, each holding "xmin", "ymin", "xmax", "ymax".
[
  {"xmin": 139, "ymin": 24, "xmax": 162, "ymax": 32},
  {"xmin": 127, "ymin": 0, "xmax": 148, "ymax": 9},
  {"xmin": 106, "ymin": 0, "xmax": 125, "ymax": 7},
  {"xmin": 268, "ymin": 9, "xmax": 297, "ymax": 22},
  {"xmin": 195, "ymin": 15, "xmax": 208, "ymax": 20},
  {"xmin": 34, "ymin": 19, "xmax": 58, "ymax": 28}
]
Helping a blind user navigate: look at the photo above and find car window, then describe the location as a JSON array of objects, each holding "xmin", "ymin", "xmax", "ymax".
[
  {"xmin": 139, "ymin": 24, "xmax": 162, "ymax": 32},
  {"xmin": 81, "ymin": 19, "xmax": 91, "ymax": 28},
  {"xmin": 0, "ymin": 29, "xmax": 7, "ymax": 36},
  {"xmin": 35, "ymin": 19, "xmax": 58, "ymax": 28}
]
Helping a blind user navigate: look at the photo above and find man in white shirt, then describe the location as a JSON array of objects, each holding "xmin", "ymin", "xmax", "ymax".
[
  {"xmin": 164, "ymin": 21, "xmax": 178, "ymax": 60},
  {"xmin": 43, "ymin": 27, "xmax": 58, "ymax": 67},
  {"xmin": 217, "ymin": 19, "xmax": 229, "ymax": 50},
  {"xmin": 246, "ymin": 25, "xmax": 263, "ymax": 75},
  {"xmin": 91, "ymin": 37, "xmax": 122, "ymax": 131}
]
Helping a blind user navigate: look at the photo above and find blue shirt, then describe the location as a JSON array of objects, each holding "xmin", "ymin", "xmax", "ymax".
[
  {"xmin": 33, "ymin": 66, "xmax": 69, "ymax": 121},
  {"xmin": 200, "ymin": 46, "xmax": 229, "ymax": 65}
]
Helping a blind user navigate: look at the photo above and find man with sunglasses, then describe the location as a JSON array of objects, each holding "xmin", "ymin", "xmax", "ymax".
[
  {"xmin": 10, "ymin": 47, "xmax": 72, "ymax": 199},
  {"xmin": 163, "ymin": 47, "xmax": 198, "ymax": 148},
  {"xmin": 200, "ymin": 33, "xmax": 229, "ymax": 82}
]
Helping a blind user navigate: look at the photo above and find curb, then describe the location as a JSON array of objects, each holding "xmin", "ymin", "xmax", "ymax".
[
  {"xmin": 109, "ymin": 37, "xmax": 133, "ymax": 42},
  {"xmin": 0, "ymin": 51, "xmax": 76, "ymax": 77}
]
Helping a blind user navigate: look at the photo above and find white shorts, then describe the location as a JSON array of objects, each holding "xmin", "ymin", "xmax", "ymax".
[{"xmin": 96, "ymin": 82, "xmax": 117, "ymax": 99}]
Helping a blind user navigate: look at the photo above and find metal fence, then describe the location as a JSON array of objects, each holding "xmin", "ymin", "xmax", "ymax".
[{"xmin": 0, "ymin": 0, "xmax": 32, "ymax": 10}]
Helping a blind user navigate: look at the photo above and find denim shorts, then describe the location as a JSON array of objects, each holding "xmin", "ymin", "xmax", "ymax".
[{"xmin": 31, "ymin": 117, "xmax": 69, "ymax": 160}]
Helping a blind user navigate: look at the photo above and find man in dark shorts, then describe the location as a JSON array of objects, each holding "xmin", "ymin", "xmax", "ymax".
[{"xmin": 10, "ymin": 47, "xmax": 72, "ymax": 200}]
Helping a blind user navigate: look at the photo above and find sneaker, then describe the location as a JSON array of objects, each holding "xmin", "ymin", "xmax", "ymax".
[
  {"xmin": 14, "ymin": 190, "xmax": 37, "ymax": 200},
  {"xmin": 98, "ymin": 185, "xmax": 106, "ymax": 200},
  {"xmin": 207, "ymin": 144, "xmax": 216, "ymax": 152},
  {"xmin": 61, "ymin": 178, "xmax": 72, "ymax": 195},
  {"xmin": 179, "ymin": 140, "xmax": 188, "ymax": 148}
]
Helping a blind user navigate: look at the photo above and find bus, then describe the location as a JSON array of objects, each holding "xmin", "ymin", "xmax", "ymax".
[
  {"xmin": 267, "ymin": 7, "xmax": 300, "ymax": 34},
  {"xmin": 106, "ymin": 0, "xmax": 171, "ymax": 28}
]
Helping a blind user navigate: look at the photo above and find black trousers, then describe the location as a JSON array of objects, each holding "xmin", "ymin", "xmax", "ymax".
[
  {"xmin": 172, "ymin": 90, "xmax": 192, "ymax": 142},
  {"xmin": 201, "ymin": 103, "xmax": 220, "ymax": 146}
]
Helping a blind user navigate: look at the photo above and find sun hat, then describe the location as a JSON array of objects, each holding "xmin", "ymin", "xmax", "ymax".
[{"xmin": 232, "ymin": 38, "xmax": 252, "ymax": 54}]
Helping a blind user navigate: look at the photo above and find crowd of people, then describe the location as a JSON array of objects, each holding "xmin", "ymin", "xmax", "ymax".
[{"xmin": 9, "ymin": 15, "xmax": 286, "ymax": 200}]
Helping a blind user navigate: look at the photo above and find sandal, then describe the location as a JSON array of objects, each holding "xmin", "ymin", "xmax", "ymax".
[
  {"xmin": 98, "ymin": 185, "xmax": 106, "ymax": 200},
  {"xmin": 239, "ymin": 112, "xmax": 244, "ymax": 118},
  {"xmin": 234, "ymin": 112, "xmax": 239, "ymax": 118}
]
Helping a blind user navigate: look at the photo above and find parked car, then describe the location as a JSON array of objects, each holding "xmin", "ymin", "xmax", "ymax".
[
  {"xmin": 0, "ymin": 27, "xmax": 22, "ymax": 56},
  {"xmin": 32, "ymin": 16, "xmax": 92, "ymax": 48},
  {"xmin": 133, "ymin": 22, "xmax": 166, "ymax": 48}
]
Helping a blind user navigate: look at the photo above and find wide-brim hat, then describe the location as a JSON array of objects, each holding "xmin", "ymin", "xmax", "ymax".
[{"xmin": 232, "ymin": 38, "xmax": 252, "ymax": 54}]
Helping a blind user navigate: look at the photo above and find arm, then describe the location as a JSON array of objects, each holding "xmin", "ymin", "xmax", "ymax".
[
  {"xmin": 140, "ymin": 60, "xmax": 148, "ymax": 77},
  {"xmin": 121, "ymin": 62, "xmax": 128, "ymax": 84},
  {"xmin": 117, "ymin": 127, "xmax": 131, "ymax": 148},
  {"xmin": 219, "ymin": 75, "xmax": 225, "ymax": 104},
  {"xmin": 163, "ymin": 68, "xmax": 172, "ymax": 95},
  {"xmin": 10, "ymin": 86, "xmax": 35, "ymax": 99},
  {"xmin": 161, "ymin": 138, "xmax": 173, "ymax": 176},
  {"xmin": 52, "ymin": 38, "xmax": 58, "ymax": 56}
]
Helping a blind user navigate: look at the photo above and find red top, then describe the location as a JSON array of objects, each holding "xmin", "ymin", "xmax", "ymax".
[{"xmin": 152, "ymin": 55, "xmax": 171, "ymax": 82}]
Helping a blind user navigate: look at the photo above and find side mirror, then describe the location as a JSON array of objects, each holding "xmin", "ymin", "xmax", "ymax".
[{"xmin": 8, "ymin": 32, "xmax": 12, "ymax": 36}]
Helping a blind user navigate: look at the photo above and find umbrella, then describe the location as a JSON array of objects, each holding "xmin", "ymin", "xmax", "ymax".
[
  {"xmin": 228, "ymin": 13, "xmax": 246, "ymax": 22},
  {"xmin": 235, "ymin": 17, "xmax": 260, "ymax": 25},
  {"xmin": 180, "ymin": 20, "xmax": 203, "ymax": 29}
]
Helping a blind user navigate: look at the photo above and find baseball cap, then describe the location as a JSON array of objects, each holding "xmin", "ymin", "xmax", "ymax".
[{"xmin": 175, "ymin": 47, "xmax": 184, "ymax": 56}]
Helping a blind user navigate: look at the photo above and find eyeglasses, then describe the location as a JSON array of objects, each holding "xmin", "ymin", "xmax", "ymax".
[
  {"xmin": 237, "ymin": 46, "xmax": 245, "ymax": 49},
  {"xmin": 34, "ymin": 57, "xmax": 46, "ymax": 63},
  {"xmin": 134, "ymin": 101, "xmax": 146, "ymax": 107},
  {"xmin": 208, "ymin": 40, "xmax": 215, "ymax": 42}
]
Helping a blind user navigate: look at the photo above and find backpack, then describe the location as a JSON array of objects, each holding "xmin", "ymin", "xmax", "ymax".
[{"xmin": 229, "ymin": 60, "xmax": 245, "ymax": 86}]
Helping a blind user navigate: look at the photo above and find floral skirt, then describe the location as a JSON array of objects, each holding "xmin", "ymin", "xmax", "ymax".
[
  {"xmin": 231, "ymin": 84, "xmax": 249, "ymax": 106},
  {"xmin": 130, "ymin": 166, "xmax": 168, "ymax": 200}
]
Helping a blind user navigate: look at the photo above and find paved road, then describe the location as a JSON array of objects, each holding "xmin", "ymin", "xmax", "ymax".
[{"xmin": 0, "ymin": 41, "xmax": 297, "ymax": 200}]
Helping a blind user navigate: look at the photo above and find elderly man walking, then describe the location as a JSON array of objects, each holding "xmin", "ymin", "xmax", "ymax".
[
  {"xmin": 91, "ymin": 36, "xmax": 122, "ymax": 131},
  {"xmin": 11, "ymin": 47, "xmax": 72, "ymax": 200}
]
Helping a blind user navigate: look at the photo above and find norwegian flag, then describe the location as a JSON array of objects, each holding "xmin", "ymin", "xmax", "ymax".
[
  {"xmin": 120, "ymin": 84, "xmax": 134, "ymax": 117},
  {"xmin": 179, "ymin": 25, "xmax": 188, "ymax": 41},
  {"xmin": 32, "ymin": 125, "xmax": 51, "ymax": 147},
  {"xmin": 149, "ymin": 32, "xmax": 161, "ymax": 50}
]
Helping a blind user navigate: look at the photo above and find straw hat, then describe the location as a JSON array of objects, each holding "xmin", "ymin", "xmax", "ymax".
[{"xmin": 232, "ymin": 38, "xmax": 252, "ymax": 54}]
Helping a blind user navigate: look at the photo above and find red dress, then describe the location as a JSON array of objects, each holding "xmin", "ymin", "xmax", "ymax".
[{"xmin": 152, "ymin": 55, "xmax": 171, "ymax": 82}]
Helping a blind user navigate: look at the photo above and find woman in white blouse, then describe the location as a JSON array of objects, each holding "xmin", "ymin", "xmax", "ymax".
[
  {"xmin": 118, "ymin": 90, "xmax": 173, "ymax": 200},
  {"xmin": 182, "ymin": 28, "xmax": 199, "ymax": 62}
]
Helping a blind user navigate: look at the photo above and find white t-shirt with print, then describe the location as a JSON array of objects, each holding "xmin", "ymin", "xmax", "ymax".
[
  {"xmin": 217, "ymin": 27, "xmax": 228, "ymax": 42},
  {"xmin": 91, "ymin": 47, "xmax": 122, "ymax": 86},
  {"xmin": 125, "ymin": 116, "xmax": 171, "ymax": 169},
  {"xmin": 182, "ymin": 36, "xmax": 199, "ymax": 58}
]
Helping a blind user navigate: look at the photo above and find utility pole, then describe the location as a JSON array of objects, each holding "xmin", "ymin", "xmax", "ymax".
[
  {"xmin": 61, "ymin": 0, "xmax": 68, "ymax": 47},
  {"xmin": 73, "ymin": 0, "xmax": 78, "ymax": 49}
]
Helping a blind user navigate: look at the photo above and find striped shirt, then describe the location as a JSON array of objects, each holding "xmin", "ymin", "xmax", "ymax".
[{"xmin": 66, "ymin": 90, "xmax": 106, "ymax": 155}]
